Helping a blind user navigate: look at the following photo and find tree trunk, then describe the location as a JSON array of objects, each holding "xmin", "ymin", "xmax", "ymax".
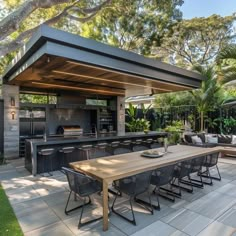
[{"xmin": 200, "ymin": 111, "xmax": 204, "ymax": 132}]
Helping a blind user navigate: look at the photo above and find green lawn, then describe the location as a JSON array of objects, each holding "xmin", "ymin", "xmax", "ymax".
[{"xmin": 0, "ymin": 184, "xmax": 23, "ymax": 236}]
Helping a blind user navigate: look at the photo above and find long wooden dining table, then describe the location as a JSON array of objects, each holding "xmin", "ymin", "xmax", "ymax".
[{"xmin": 70, "ymin": 144, "xmax": 222, "ymax": 231}]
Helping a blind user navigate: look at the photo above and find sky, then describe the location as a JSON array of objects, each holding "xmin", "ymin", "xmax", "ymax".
[{"xmin": 180, "ymin": 0, "xmax": 236, "ymax": 19}]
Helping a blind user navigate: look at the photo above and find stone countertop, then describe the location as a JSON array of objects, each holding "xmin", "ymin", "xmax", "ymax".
[{"xmin": 25, "ymin": 131, "xmax": 167, "ymax": 146}]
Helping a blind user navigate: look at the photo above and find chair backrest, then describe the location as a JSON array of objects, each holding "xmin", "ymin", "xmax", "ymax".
[
  {"xmin": 134, "ymin": 171, "xmax": 152, "ymax": 194},
  {"xmin": 109, "ymin": 141, "xmax": 120, "ymax": 147},
  {"xmin": 191, "ymin": 156, "xmax": 205, "ymax": 173},
  {"xmin": 174, "ymin": 160, "xmax": 192, "ymax": 178},
  {"xmin": 132, "ymin": 145, "xmax": 149, "ymax": 152},
  {"xmin": 94, "ymin": 143, "xmax": 110, "ymax": 158},
  {"xmin": 80, "ymin": 144, "xmax": 93, "ymax": 150},
  {"xmin": 113, "ymin": 147, "xmax": 132, "ymax": 155},
  {"xmin": 62, "ymin": 167, "xmax": 92, "ymax": 195},
  {"xmin": 133, "ymin": 139, "xmax": 143, "ymax": 145},
  {"xmin": 203, "ymin": 153, "xmax": 219, "ymax": 167},
  {"xmin": 151, "ymin": 165, "xmax": 175, "ymax": 187},
  {"xmin": 121, "ymin": 140, "xmax": 132, "ymax": 146}
]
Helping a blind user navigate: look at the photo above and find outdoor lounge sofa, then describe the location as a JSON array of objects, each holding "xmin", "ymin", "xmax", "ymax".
[{"xmin": 183, "ymin": 133, "xmax": 236, "ymax": 148}]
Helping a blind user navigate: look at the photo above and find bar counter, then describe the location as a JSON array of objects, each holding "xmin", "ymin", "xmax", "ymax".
[{"xmin": 25, "ymin": 131, "xmax": 167, "ymax": 176}]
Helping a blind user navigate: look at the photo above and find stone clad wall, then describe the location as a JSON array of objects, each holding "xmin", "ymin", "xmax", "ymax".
[
  {"xmin": 2, "ymin": 84, "xmax": 19, "ymax": 159},
  {"xmin": 117, "ymin": 96, "xmax": 125, "ymax": 136}
]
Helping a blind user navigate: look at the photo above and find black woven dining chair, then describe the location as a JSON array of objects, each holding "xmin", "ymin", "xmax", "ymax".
[
  {"xmin": 180, "ymin": 156, "xmax": 205, "ymax": 188},
  {"xmin": 62, "ymin": 167, "xmax": 103, "ymax": 228},
  {"xmin": 111, "ymin": 171, "xmax": 153, "ymax": 225},
  {"xmin": 151, "ymin": 164, "xmax": 175, "ymax": 210},
  {"xmin": 199, "ymin": 152, "xmax": 221, "ymax": 185},
  {"xmin": 172, "ymin": 160, "xmax": 193, "ymax": 197}
]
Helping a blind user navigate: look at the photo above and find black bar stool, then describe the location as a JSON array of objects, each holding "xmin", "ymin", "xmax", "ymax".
[
  {"xmin": 120, "ymin": 140, "xmax": 132, "ymax": 151},
  {"xmin": 132, "ymin": 139, "xmax": 143, "ymax": 145},
  {"xmin": 151, "ymin": 138, "xmax": 163, "ymax": 149},
  {"xmin": 142, "ymin": 138, "xmax": 153, "ymax": 148},
  {"xmin": 59, "ymin": 147, "xmax": 75, "ymax": 169},
  {"xmin": 132, "ymin": 139, "xmax": 147, "ymax": 152},
  {"xmin": 78, "ymin": 144, "xmax": 94, "ymax": 160},
  {"xmin": 93, "ymin": 142, "xmax": 109, "ymax": 158},
  {"xmin": 108, "ymin": 141, "xmax": 120, "ymax": 155},
  {"xmin": 38, "ymin": 148, "xmax": 55, "ymax": 177}
]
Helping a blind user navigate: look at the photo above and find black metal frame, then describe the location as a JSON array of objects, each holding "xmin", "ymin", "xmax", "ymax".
[
  {"xmin": 111, "ymin": 172, "xmax": 153, "ymax": 225},
  {"xmin": 63, "ymin": 167, "xmax": 103, "ymax": 228},
  {"xmin": 199, "ymin": 153, "xmax": 221, "ymax": 185},
  {"xmin": 180, "ymin": 156, "xmax": 205, "ymax": 189},
  {"xmin": 171, "ymin": 161, "xmax": 194, "ymax": 197}
]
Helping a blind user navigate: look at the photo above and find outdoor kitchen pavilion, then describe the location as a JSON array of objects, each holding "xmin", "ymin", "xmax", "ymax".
[{"xmin": 2, "ymin": 25, "xmax": 203, "ymax": 159}]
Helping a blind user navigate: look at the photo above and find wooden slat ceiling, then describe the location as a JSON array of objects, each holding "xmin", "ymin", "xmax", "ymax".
[{"xmin": 9, "ymin": 54, "xmax": 193, "ymax": 96}]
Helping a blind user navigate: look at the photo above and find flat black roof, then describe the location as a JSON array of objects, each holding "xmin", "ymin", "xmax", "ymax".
[{"xmin": 2, "ymin": 25, "xmax": 203, "ymax": 91}]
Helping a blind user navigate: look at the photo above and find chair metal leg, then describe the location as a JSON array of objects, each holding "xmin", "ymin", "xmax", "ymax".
[
  {"xmin": 199, "ymin": 167, "xmax": 213, "ymax": 185},
  {"xmin": 174, "ymin": 176, "xmax": 193, "ymax": 193},
  {"xmin": 40, "ymin": 157, "xmax": 53, "ymax": 177},
  {"xmin": 184, "ymin": 172, "xmax": 204, "ymax": 188},
  {"xmin": 65, "ymin": 191, "xmax": 91, "ymax": 215},
  {"xmin": 134, "ymin": 192, "xmax": 154, "ymax": 213},
  {"xmin": 158, "ymin": 184, "xmax": 175, "ymax": 202},
  {"xmin": 170, "ymin": 178, "xmax": 182, "ymax": 198},
  {"xmin": 78, "ymin": 197, "xmax": 103, "ymax": 228},
  {"xmin": 112, "ymin": 192, "xmax": 137, "ymax": 225},
  {"xmin": 159, "ymin": 178, "xmax": 180, "ymax": 199},
  {"xmin": 179, "ymin": 175, "xmax": 198, "ymax": 189}
]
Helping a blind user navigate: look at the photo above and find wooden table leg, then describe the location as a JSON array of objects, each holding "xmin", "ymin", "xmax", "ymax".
[{"xmin": 102, "ymin": 180, "xmax": 109, "ymax": 231}]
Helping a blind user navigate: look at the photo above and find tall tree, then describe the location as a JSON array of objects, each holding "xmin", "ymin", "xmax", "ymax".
[
  {"xmin": 0, "ymin": 0, "xmax": 112, "ymax": 58},
  {"xmin": 79, "ymin": 0, "xmax": 183, "ymax": 54},
  {"xmin": 155, "ymin": 14, "xmax": 236, "ymax": 69}
]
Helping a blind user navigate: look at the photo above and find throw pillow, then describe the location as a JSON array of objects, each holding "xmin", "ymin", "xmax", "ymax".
[
  {"xmin": 207, "ymin": 136, "xmax": 218, "ymax": 144},
  {"xmin": 218, "ymin": 134, "xmax": 232, "ymax": 144},
  {"xmin": 197, "ymin": 133, "xmax": 206, "ymax": 143},
  {"xmin": 232, "ymin": 135, "xmax": 236, "ymax": 144},
  {"xmin": 184, "ymin": 133, "xmax": 195, "ymax": 143},
  {"xmin": 191, "ymin": 135, "xmax": 203, "ymax": 145}
]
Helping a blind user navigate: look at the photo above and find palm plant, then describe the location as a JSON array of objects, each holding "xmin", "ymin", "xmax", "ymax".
[
  {"xmin": 217, "ymin": 44, "xmax": 236, "ymax": 84},
  {"xmin": 190, "ymin": 65, "xmax": 221, "ymax": 131}
]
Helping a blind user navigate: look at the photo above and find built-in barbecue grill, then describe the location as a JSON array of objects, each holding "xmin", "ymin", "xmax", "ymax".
[{"xmin": 57, "ymin": 125, "xmax": 83, "ymax": 136}]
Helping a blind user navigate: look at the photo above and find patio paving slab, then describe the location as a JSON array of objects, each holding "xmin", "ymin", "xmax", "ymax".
[
  {"xmin": 196, "ymin": 221, "xmax": 236, "ymax": 236},
  {"xmin": 1, "ymin": 157, "xmax": 236, "ymax": 236},
  {"xmin": 109, "ymin": 199, "xmax": 176, "ymax": 235},
  {"xmin": 17, "ymin": 208, "xmax": 60, "ymax": 233},
  {"xmin": 184, "ymin": 191, "xmax": 236, "ymax": 219},
  {"xmin": 12, "ymin": 198, "xmax": 49, "ymax": 218},
  {"xmin": 215, "ymin": 183, "xmax": 236, "ymax": 197},
  {"xmin": 161, "ymin": 208, "xmax": 213, "ymax": 236},
  {"xmin": 6, "ymin": 185, "xmax": 41, "ymax": 204},
  {"xmin": 130, "ymin": 220, "xmax": 188, "ymax": 236},
  {"xmin": 80, "ymin": 224, "xmax": 127, "ymax": 236},
  {"xmin": 24, "ymin": 221, "xmax": 75, "ymax": 236},
  {"xmin": 217, "ymin": 203, "xmax": 236, "ymax": 228}
]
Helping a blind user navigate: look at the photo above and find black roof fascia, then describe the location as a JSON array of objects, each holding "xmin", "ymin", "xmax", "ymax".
[{"xmin": 3, "ymin": 25, "xmax": 203, "ymax": 86}]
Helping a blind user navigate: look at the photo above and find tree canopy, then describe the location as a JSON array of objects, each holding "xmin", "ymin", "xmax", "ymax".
[{"xmin": 156, "ymin": 14, "xmax": 236, "ymax": 69}]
